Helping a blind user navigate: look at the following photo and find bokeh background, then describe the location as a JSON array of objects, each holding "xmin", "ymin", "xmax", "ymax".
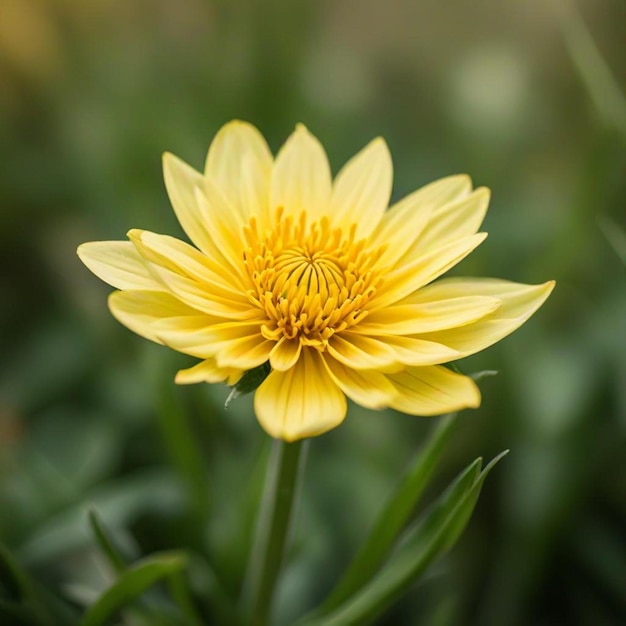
[{"xmin": 1, "ymin": 0, "xmax": 625, "ymax": 624}]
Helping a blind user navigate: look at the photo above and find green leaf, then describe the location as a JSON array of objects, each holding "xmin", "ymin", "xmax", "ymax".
[
  {"xmin": 167, "ymin": 570, "xmax": 206, "ymax": 626},
  {"xmin": 225, "ymin": 362, "xmax": 271, "ymax": 407},
  {"xmin": 154, "ymin": 380, "xmax": 211, "ymax": 523},
  {"xmin": 89, "ymin": 510, "xmax": 236, "ymax": 626},
  {"xmin": 297, "ymin": 451, "xmax": 508, "ymax": 626},
  {"xmin": 88, "ymin": 509, "xmax": 127, "ymax": 575},
  {"xmin": 322, "ymin": 414, "xmax": 458, "ymax": 611},
  {"xmin": 19, "ymin": 469, "xmax": 183, "ymax": 566},
  {"xmin": 0, "ymin": 543, "xmax": 26, "ymax": 601},
  {"xmin": 0, "ymin": 543, "xmax": 78, "ymax": 625},
  {"xmin": 553, "ymin": 0, "xmax": 626, "ymax": 136},
  {"xmin": 394, "ymin": 456, "xmax": 484, "ymax": 558},
  {"xmin": 80, "ymin": 551, "xmax": 188, "ymax": 626},
  {"xmin": 181, "ymin": 555, "xmax": 242, "ymax": 626}
]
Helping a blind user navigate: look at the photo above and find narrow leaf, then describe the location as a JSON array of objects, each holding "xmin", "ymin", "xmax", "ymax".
[
  {"xmin": 322, "ymin": 414, "xmax": 458, "ymax": 610},
  {"xmin": 553, "ymin": 0, "xmax": 626, "ymax": 136},
  {"xmin": 0, "ymin": 543, "xmax": 26, "ymax": 601},
  {"xmin": 80, "ymin": 551, "xmax": 188, "ymax": 626},
  {"xmin": 88, "ymin": 509, "xmax": 127, "ymax": 575},
  {"xmin": 298, "ymin": 451, "xmax": 508, "ymax": 626},
  {"xmin": 167, "ymin": 571, "xmax": 205, "ymax": 626},
  {"xmin": 0, "ymin": 543, "xmax": 78, "ymax": 625},
  {"xmin": 154, "ymin": 381, "xmax": 210, "ymax": 523},
  {"xmin": 184, "ymin": 555, "xmax": 242, "ymax": 626}
]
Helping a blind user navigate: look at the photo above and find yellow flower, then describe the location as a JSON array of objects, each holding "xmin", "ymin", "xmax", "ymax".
[{"xmin": 78, "ymin": 121, "xmax": 554, "ymax": 441}]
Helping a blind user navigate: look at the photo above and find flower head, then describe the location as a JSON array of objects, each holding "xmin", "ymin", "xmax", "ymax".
[{"xmin": 78, "ymin": 121, "xmax": 554, "ymax": 441}]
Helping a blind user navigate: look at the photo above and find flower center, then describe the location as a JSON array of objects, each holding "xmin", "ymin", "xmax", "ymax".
[{"xmin": 243, "ymin": 208, "xmax": 384, "ymax": 349}]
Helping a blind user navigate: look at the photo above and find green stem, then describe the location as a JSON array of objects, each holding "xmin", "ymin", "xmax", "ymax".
[{"xmin": 243, "ymin": 438, "xmax": 306, "ymax": 626}]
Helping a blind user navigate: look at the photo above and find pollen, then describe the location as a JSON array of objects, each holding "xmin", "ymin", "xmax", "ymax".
[{"xmin": 243, "ymin": 208, "xmax": 385, "ymax": 349}]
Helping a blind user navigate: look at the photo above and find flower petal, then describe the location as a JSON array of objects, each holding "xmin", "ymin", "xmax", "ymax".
[
  {"xmin": 77, "ymin": 241, "xmax": 161, "ymax": 290},
  {"xmin": 154, "ymin": 318, "xmax": 267, "ymax": 361},
  {"xmin": 370, "ymin": 174, "xmax": 472, "ymax": 267},
  {"xmin": 322, "ymin": 356, "xmax": 397, "ymax": 409},
  {"xmin": 366, "ymin": 335, "xmax": 460, "ymax": 366},
  {"xmin": 163, "ymin": 152, "xmax": 222, "ymax": 255},
  {"xmin": 128, "ymin": 229, "xmax": 255, "ymax": 318},
  {"xmin": 175, "ymin": 358, "xmax": 242, "ymax": 385},
  {"xmin": 394, "ymin": 173, "xmax": 472, "ymax": 210},
  {"xmin": 144, "ymin": 265, "xmax": 258, "ymax": 319},
  {"xmin": 108, "ymin": 290, "xmax": 202, "ymax": 343},
  {"xmin": 369, "ymin": 195, "xmax": 434, "ymax": 268},
  {"xmin": 413, "ymin": 279, "xmax": 556, "ymax": 357},
  {"xmin": 396, "ymin": 187, "xmax": 490, "ymax": 267},
  {"xmin": 204, "ymin": 120, "xmax": 273, "ymax": 223},
  {"xmin": 270, "ymin": 124, "xmax": 332, "ymax": 220},
  {"xmin": 354, "ymin": 296, "xmax": 500, "ymax": 335},
  {"xmin": 129, "ymin": 229, "xmax": 246, "ymax": 293},
  {"xmin": 163, "ymin": 152, "xmax": 244, "ymax": 272},
  {"xmin": 159, "ymin": 320, "xmax": 272, "ymax": 368},
  {"xmin": 386, "ymin": 365, "xmax": 481, "ymax": 415},
  {"xmin": 215, "ymin": 334, "xmax": 274, "ymax": 370},
  {"xmin": 254, "ymin": 348, "xmax": 347, "ymax": 441},
  {"xmin": 269, "ymin": 337, "xmax": 302, "ymax": 371},
  {"xmin": 370, "ymin": 233, "xmax": 487, "ymax": 309},
  {"xmin": 329, "ymin": 331, "xmax": 458, "ymax": 369},
  {"xmin": 327, "ymin": 332, "xmax": 400, "ymax": 370},
  {"xmin": 194, "ymin": 182, "xmax": 250, "ymax": 274},
  {"xmin": 329, "ymin": 137, "xmax": 392, "ymax": 238}
]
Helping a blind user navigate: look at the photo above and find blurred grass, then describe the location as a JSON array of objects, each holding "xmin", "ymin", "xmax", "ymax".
[{"xmin": 1, "ymin": 0, "xmax": 625, "ymax": 624}]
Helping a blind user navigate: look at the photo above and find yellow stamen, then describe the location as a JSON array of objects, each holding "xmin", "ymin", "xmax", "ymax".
[{"xmin": 244, "ymin": 208, "xmax": 384, "ymax": 349}]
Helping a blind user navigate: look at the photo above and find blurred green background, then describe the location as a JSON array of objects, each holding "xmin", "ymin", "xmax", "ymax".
[{"xmin": 1, "ymin": 0, "xmax": 625, "ymax": 624}]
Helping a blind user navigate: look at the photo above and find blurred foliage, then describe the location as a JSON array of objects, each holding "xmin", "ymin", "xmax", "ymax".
[{"xmin": 1, "ymin": 0, "xmax": 625, "ymax": 624}]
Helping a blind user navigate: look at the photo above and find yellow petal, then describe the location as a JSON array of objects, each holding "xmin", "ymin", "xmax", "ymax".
[
  {"xmin": 254, "ymin": 348, "xmax": 347, "ymax": 441},
  {"xmin": 397, "ymin": 187, "xmax": 490, "ymax": 267},
  {"xmin": 194, "ymin": 182, "xmax": 249, "ymax": 274},
  {"xmin": 406, "ymin": 277, "xmax": 551, "ymax": 309},
  {"xmin": 387, "ymin": 365, "xmax": 481, "ymax": 415},
  {"xmin": 371, "ymin": 233, "xmax": 487, "ymax": 309},
  {"xmin": 129, "ymin": 229, "xmax": 246, "ymax": 294},
  {"xmin": 327, "ymin": 332, "xmax": 400, "ymax": 370},
  {"xmin": 155, "ymin": 318, "xmax": 265, "ymax": 360},
  {"xmin": 270, "ymin": 124, "xmax": 332, "ymax": 220},
  {"xmin": 128, "ymin": 230, "xmax": 255, "ymax": 318},
  {"xmin": 365, "ymin": 335, "xmax": 460, "ymax": 366},
  {"xmin": 370, "ymin": 174, "xmax": 472, "ymax": 267},
  {"xmin": 175, "ymin": 358, "xmax": 242, "ymax": 385},
  {"xmin": 163, "ymin": 152, "xmax": 244, "ymax": 271},
  {"xmin": 354, "ymin": 296, "xmax": 500, "ymax": 335},
  {"xmin": 108, "ymin": 290, "xmax": 202, "ymax": 343},
  {"xmin": 368, "ymin": 193, "xmax": 434, "ymax": 268},
  {"xmin": 204, "ymin": 120, "xmax": 272, "ymax": 223},
  {"xmin": 395, "ymin": 174, "xmax": 472, "ymax": 210},
  {"xmin": 144, "ymin": 264, "xmax": 258, "ymax": 319},
  {"xmin": 215, "ymin": 333, "xmax": 274, "ymax": 370},
  {"xmin": 329, "ymin": 137, "xmax": 392, "ymax": 238},
  {"xmin": 163, "ymin": 152, "xmax": 220, "ymax": 255},
  {"xmin": 414, "ymin": 279, "xmax": 556, "ymax": 357},
  {"xmin": 322, "ymin": 355, "xmax": 397, "ymax": 409},
  {"xmin": 269, "ymin": 337, "xmax": 302, "ymax": 371},
  {"xmin": 77, "ymin": 241, "xmax": 160, "ymax": 290}
]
